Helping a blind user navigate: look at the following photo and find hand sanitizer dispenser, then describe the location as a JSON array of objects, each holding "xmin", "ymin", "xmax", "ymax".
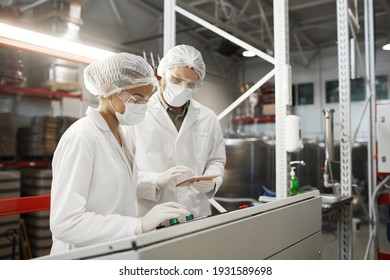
[{"xmin": 286, "ymin": 115, "xmax": 303, "ymax": 153}]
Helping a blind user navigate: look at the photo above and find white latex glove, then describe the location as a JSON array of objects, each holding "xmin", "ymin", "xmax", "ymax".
[
  {"xmin": 191, "ymin": 179, "xmax": 215, "ymax": 193},
  {"xmin": 157, "ymin": 165, "xmax": 193, "ymax": 189},
  {"xmin": 140, "ymin": 202, "xmax": 190, "ymax": 233}
]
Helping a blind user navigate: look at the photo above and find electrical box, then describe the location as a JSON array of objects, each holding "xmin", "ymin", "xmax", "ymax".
[{"xmin": 377, "ymin": 104, "xmax": 390, "ymax": 173}]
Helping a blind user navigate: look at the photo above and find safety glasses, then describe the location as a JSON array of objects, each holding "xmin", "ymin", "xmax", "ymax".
[
  {"xmin": 117, "ymin": 91, "xmax": 150, "ymax": 104},
  {"xmin": 166, "ymin": 71, "xmax": 200, "ymax": 90}
]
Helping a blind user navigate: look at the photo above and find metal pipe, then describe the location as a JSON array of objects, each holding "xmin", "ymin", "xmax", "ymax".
[
  {"xmin": 365, "ymin": 0, "xmax": 377, "ymax": 260},
  {"xmin": 323, "ymin": 108, "xmax": 335, "ymax": 161},
  {"xmin": 350, "ymin": 38, "xmax": 356, "ymax": 79}
]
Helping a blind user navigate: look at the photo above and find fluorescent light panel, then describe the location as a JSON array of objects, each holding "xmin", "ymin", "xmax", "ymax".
[
  {"xmin": 383, "ymin": 43, "xmax": 390, "ymax": 51},
  {"xmin": 0, "ymin": 23, "xmax": 114, "ymax": 64},
  {"xmin": 242, "ymin": 50, "xmax": 256, "ymax": 57}
]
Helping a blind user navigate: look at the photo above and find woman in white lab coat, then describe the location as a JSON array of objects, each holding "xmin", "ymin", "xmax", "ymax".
[
  {"xmin": 126, "ymin": 45, "xmax": 226, "ymax": 221},
  {"xmin": 50, "ymin": 53, "xmax": 189, "ymax": 255}
]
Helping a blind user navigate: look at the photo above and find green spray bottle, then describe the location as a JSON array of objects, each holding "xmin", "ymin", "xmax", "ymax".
[{"xmin": 290, "ymin": 166, "xmax": 299, "ymax": 196}]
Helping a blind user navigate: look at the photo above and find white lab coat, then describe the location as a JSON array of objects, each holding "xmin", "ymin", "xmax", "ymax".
[
  {"xmin": 50, "ymin": 107, "xmax": 139, "ymax": 255},
  {"xmin": 126, "ymin": 94, "xmax": 226, "ymax": 219}
]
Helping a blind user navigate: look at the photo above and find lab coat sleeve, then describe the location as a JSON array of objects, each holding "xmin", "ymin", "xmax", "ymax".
[
  {"xmin": 50, "ymin": 130, "xmax": 139, "ymax": 247},
  {"xmin": 203, "ymin": 116, "xmax": 226, "ymax": 199},
  {"xmin": 136, "ymin": 170, "xmax": 163, "ymax": 202},
  {"xmin": 124, "ymin": 125, "xmax": 162, "ymax": 202}
]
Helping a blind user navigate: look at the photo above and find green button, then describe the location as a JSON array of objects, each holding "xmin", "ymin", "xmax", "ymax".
[
  {"xmin": 186, "ymin": 214, "xmax": 194, "ymax": 221},
  {"xmin": 169, "ymin": 218, "xmax": 180, "ymax": 226}
]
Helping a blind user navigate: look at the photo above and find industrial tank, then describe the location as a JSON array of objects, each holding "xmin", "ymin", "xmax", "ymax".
[
  {"xmin": 217, "ymin": 135, "xmax": 275, "ymax": 210},
  {"xmin": 218, "ymin": 135, "xmax": 368, "ymax": 211}
]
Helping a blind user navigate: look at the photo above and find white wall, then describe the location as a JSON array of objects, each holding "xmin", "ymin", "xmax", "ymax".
[{"xmin": 244, "ymin": 46, "xmax": 390, "ymax": 141}]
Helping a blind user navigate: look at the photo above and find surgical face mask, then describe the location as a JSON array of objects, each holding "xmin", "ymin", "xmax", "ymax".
[
  {"xmin": 110, "ymin": 100, "xmax": 148, "ymax": 126},
  {"xmin": 162, "ymin": 81, "xmax": 193, "ymax": 107}
]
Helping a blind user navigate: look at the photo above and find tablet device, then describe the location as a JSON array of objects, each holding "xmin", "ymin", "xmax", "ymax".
[{"xmin": 176, "ymin": 174, "xmax": 219, "ymax": 187}]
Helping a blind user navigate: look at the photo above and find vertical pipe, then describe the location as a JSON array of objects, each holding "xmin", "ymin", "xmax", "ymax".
[
  {"xmin": 364, "ymin": 0, "xmax": 377, "ymax": 259},
  {"xmin": 323, "ymin": 108, "xmax": 335, "ymax": 161},
  {"xmin": 350, "ymin": 38, "xmax": 356, "ymax": 79}
]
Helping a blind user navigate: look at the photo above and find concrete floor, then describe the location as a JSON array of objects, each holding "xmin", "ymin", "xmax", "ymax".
[{"xmin": 321, "ymin": 214, "xmax": 390, "ymax": 260}]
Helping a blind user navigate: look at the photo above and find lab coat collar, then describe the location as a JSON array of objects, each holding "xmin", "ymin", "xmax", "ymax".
[
  {"xmin": 86, "ymin": 107, "xmax": 134, "ymax": 174},
  {"xmin": 85, "ymin": 106, "xmax": 111, "ymax": 132}
]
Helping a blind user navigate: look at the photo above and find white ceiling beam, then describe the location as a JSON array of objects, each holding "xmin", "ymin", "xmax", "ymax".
[{"xmin": 177, "ymin": 0, "xmax": 271, "ymax": 53}]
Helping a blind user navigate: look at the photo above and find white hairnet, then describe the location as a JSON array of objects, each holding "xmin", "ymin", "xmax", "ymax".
[
  {"xmin": 157, "ymin": 45, "xmax": 206, "ymax": 81},
  {"xmin": 84, "ymin": 53, "xmax": 158, "ymax": 98}
]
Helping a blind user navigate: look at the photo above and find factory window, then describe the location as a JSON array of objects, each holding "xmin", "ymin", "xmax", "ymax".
[
  {"xmin": 326, "ymin": 75, "xmax": 389, "ymax": 103},
  {"xmin": 325, "ymin": 80, "xmax": 339, "ymax": 103},
  {"xmin": 297, "ymin": 83, "xmax": 314, "ymax": 105},
  {"xmin": 351, "ymin": 78, "xmax": 366, "ymax": 101},
  {"xmin": 376, "ymin": 75, "xmax": 388, "ymax": 100},
  {"xmin": 291, "ymin": 84, "xmax": 296, "ymax": 106}
]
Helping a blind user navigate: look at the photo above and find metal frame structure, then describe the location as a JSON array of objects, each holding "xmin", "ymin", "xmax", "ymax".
[
  {"xmin": 163, "ymin": 0, "xmax": 290, "ymax": 199},
  {"xmin": 336, "ymin": 0, "xmax": 353, "ymax": 260},
  {"xmin": 334, "ymin": 0, "xmax": 379, "ymax": 260},
  {"xmin": 273, "ymin": 0, "xmax": 290, "ymax": 199}
]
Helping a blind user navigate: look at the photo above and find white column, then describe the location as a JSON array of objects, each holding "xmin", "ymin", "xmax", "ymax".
[
  {"xmin": 273, "ymin": 0, "xmax": 290, "ymax": 199},
  {"xmin": 163, "ymin": 0, "xmax": 176, "ymax": 55}
]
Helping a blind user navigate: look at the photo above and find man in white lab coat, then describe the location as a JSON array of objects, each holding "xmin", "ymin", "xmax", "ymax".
[
  {"xmin": 126, "ymin": 45, "xmax": 226, "ymax": 221},
  {"xmin": 50, "ymin": 53, "xmax": 189, "ymax": 255}
]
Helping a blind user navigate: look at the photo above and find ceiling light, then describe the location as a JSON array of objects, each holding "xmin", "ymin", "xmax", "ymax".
[
  {"xmin": 383, "ymin": 43, "xmax": 390, "ymax": 51},
  {"xmin": 0, "ymin": 22, "xmax": 114, "ymax": 64},
  {"xmin": 242, "ymin": 50, "xmax": 255, "ymax": 57}
]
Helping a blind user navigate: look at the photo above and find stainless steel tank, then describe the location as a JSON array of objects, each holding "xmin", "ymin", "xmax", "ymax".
[
  {"xmin": 220, "ymin": 136, "xmax": 368, "ymax": 206},
  {"xmin": 352, "ymin": 141, "xmax": 368, "ymax": 184},
  {"xmin": 218, "ymin": 135, "xmax": 275, "ymax": 210},
  {"xmin": 216, "ymin": 134, "xmax": 368, "ymax": 213}
]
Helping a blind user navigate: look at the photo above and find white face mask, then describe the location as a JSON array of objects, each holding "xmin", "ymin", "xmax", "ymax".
[
  {"xmin": 162, "ymin": 82, "xmax": 193, "ymax": 107},
  {"xmin": 110, "ymin": 100, "xmax": 148, "ymax": 126}
]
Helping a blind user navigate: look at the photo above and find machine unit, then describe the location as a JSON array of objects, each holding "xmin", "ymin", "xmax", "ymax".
[
  {"xmin": 40, "ymin": 191, "xmax": 322, "ymax": 260},
  {"xmin": 377, "ymin": 104, "xmax": 390, "ymax": 173}
]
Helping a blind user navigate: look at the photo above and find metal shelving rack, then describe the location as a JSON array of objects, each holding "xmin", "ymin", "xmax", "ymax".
[
  {"xmin": 336, "ymin": 0, "xmax": 353, "ymax": 260},
  {"xmin": 0, "ymin": 195, "xmax": 50, "ymax": 217},
  {"xmin": 335, "ymin": 0, "xmax": 381, "ymax": 260},
  {"xmin": 230, "ymin": 116, "xmax": 275, "ymax": 124},
  {"xmin": 0, "ymin": 84, "xmax": 83, "ymax": 101},
  {"xmin": 0, "ymin": 45, "xmax": 85, "ymax": 223},
  {"xmin": 0, "ymin": 81, "xmax": 82, "ymax": 176}
]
